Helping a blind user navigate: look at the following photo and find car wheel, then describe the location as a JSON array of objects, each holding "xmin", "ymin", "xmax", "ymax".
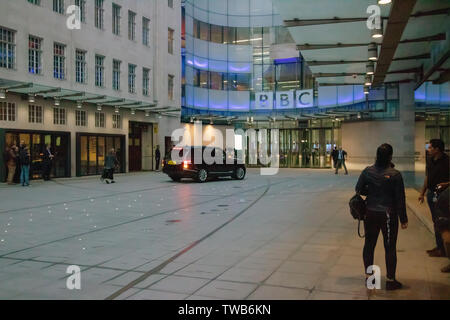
[
  {"xmin": 233, "ymin": 167, "xmax": 246, "ymax": 180},
  {"xmin": 197, "ymin": 168, "xmax": 208, "ymax": 183},
  {"xmin": 170, "ymin": 175, "xmax": 181, "ymax": 182}
]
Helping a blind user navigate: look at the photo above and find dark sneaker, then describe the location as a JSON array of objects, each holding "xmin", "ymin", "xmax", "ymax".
[
  {"xmin": 441, "ymin": 264, "xmax": 450, "ymax": 273},
  {"xmin": 386, "ymin": 280, "xmax": 403, "ymax": 291},
  {"xmin": 105, "ymin": 180, "xmax": 110, "ymax": 184},
  {"xmin": 111, "ymin": 181, "xmax": 115, "ymax": 184},
  {"xmin": 428, "ymin": 249, "xmax": 446, "ymax": 257},
  {"xmin": 426, "ymin": 247, "xmax": 439, "ymax": 254}
]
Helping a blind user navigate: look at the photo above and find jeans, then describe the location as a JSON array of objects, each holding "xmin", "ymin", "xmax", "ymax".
[
  {"xmin": 427, "ymin": 190, "xmax": 445, "ymax": 251},
  {"xmin": 363, "ymin": 209, "xmax": 399, "ymax": 280},
  {"xmin": 20, "ymin": 165, "xmax": 30, "ymax": 186}
]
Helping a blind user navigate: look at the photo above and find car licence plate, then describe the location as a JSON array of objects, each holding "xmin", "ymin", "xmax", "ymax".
[{"xmin": 168, "ymin": 161, "xmax": 176, "ymax": 165}]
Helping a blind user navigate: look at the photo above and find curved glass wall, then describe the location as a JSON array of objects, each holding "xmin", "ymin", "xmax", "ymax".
[{"xmin": 183, "ymin": 0, "xmax": 312, "ymax": 114}]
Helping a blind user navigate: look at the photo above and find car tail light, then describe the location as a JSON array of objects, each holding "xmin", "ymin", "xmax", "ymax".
[{"xmin": 183, "ymin": 160, "xmax": 191, "ymax": 169}]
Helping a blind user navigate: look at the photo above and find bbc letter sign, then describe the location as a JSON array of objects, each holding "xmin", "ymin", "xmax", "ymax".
[
  {"xmin": 276, "ymin": 91, "xmax": 294, "ymax": 109},
  {"xmin": 255, "ymin": 92, "xmax": 274, "ymax": 110},
  {"xmin": 296, "ymin": 89, "xmax": 314, "ymax": 108}
]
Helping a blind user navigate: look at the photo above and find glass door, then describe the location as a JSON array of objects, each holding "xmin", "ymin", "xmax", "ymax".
[{"xmin": 290, "ymin": 130, "xmax": 300, "ymax": 168}]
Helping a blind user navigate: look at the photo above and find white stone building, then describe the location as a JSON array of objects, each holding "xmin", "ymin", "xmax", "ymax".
[{"xmin": 0, "ymin": 0, "xmax": 182, "ymax": 180}]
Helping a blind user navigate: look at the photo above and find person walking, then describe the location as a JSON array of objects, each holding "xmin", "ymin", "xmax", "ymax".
[
  {"xmin": 102, "ymin": 148, "xmax": 119, "ymax": 184},
  {"xmin": 42, "ymin": 144, "xmax": 54, "ymax": 181},
  {"xmin": 355, "ymin": 143, "xmax": 408, "ymax": 291},
  {"xmin": 335, "ymin": 146, "xmax": 348, "ymax": 175},
  {"xmin": 418, "ymin": 139, "xmax": 450, "ymax": 257},
  {"xmin": 19, "ymin": 145, "xmax": 31, "ymax": 186},
  {"xmin": 155, "ymin": 145, "xmax": 161, "ymax": 171},
  {"xmin": 6, "ymin": 144, "xmax": 17, "ymax": 185},
  {"xmin": 331, "ymin": 146, "xmax": 338, "ymax": 169}
]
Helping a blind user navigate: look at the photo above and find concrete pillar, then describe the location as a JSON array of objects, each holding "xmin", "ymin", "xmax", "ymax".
[{"xmin": 342, "ymin": 82, "xmax": 416, "ymax": 172}]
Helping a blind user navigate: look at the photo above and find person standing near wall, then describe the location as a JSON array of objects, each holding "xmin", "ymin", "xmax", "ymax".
[
  {"xmin": 42, "ymin": 144, "xmax": 54, "ymax": 181},
  {"xmin": 155, "ymin": 145, "xmax": 161, "ymax": 171},
  {"xmin": 419, "ymin": 139, "xmax": 450, "ymax": 257},
  {"xmin": 5, "ymin": 144, "xmax": 17, "ymax": 185},
  {"xmin": 102, "ymin": 148, "xmax": 119, "ymax": 184},
  {"xmin": 19, "ymin": 145, "xmax": 31, "ymax": 186}
]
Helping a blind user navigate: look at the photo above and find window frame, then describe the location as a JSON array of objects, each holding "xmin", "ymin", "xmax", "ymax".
[{"xmin": 0, "ymin": 27, "xmax": 16, "ymax": 70}]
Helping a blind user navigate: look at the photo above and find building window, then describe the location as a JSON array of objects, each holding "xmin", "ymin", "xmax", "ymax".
[
  {"xmin": 113, "ymin": 59, "xmax": 121, "ymax": 91},
  {"xmin": 95, "ymin": 0, "xmax": 104, "ymax": 29},
  {"xmin": 0, "ymin": 102, "xmax": 16, "ymax": 121},
  {"xmin": 95, "ymin": 55, "xmax": 105, "ymax": 87},
  {"xmin": 128, "ymin": 64, "xmax": 136, "ymax": 94},
  {"xmin": 28, "ymin": 0, "xmax": 40, "ymax": 5},
  {"xmin": 76, "ymin": 110, "xmax": 87, "ymax": 127},
  {"xmin": 168, "ymin": 74, "xmax": 174, "ymax": 101},
  {"xmin": 0, "ymin": 27, "xmax": 15, "ymax": 70},
  {"xmin": 53, "ymin": 0, "xmax": 64, "ymax": 14},
  {"xmin": 143, "ymin": 68, "xmax": 150, "ymax": 96},
  {"xmin": 75, "ymin": 0, "xmax": 86, "ymax": 22},
  {"xmin": 142, "ymin": 17, "xmax": 150, "ymax": 46},
  {"xmin": 168, "ymin": 28, "xmax": 174, "ymax": 54},
  {"xmin": 168, "ymin": 0, "xmax": 173, "ymax": 8},
  {"xmin": 28, "ymin": 35, "xmax": 42, "ymax": 75},
  {"xmin": 95, "ymin": 112, "xmax": 105, "ymax": 128},
  {"xmin": 112, "ymin": 3, "xmax": 121, "ymax": 36},
  {"xmin": 128, "ymin": 11, "xmax": 136, "ymax": 41},
  {"xmin": 28, "ymin": 105, "xmax": 43, "ymax": 123},
  {"xmin": 75, "ymin": 49, "xmax": 86, "ymax": 83},
  {"xmin": 112, "ymin": 114, "xmax": 121, "ymax": 129},
  {"xmin": 53, "ymin": 43, "xmax": 65, "ymax": 80},
  {"xmin": 53, "ymin": 107, "xmax": 66, "ymax": 125}
]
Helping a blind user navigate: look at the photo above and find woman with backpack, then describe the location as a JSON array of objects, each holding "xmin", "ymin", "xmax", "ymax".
[
  {"xmin": 355, "ymin": 143, "xmax": 408, "ymax": 291},
  {"xmin": 101, "ymin": 148, "xmax": 119, "ymax": 184}
]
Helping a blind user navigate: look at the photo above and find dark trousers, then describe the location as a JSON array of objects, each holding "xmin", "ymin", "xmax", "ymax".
[
  {"xmin": 335, "ymin": 159, "xmax": 348, "ymax": 174},
  {"xmin": 363, "ymin": 209, "xmax": 399, "ymax": 280},
  {"xmin": 43, "ymin": 162, "xmax": 52, "ymax": 180},
  {"xmin": 155, "ymin": 157, "xmax": 160, "ymax": 170},
  {"xmin": 427, "ymin": 191, "xmax": 445, "ymax": 251},
  {"xmin": 102, "ymin": 168, "xmax": 114, "ymax": 180}
]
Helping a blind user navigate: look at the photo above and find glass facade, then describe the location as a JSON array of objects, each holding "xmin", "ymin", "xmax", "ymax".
[{"xmin": 182, "ymin": 0, "xmax": 315, "ymax": 114}]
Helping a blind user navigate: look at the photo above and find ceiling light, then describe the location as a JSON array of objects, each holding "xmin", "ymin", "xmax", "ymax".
[
  {"xmin": 54, "ymin": 97, "xmax": 60, "ymax": 106},
  {"xmin": 97, "ymin": 104, "xmax": 102, "ymax": 111},
  {"xmin": 158, "ymin": 115, "xmax": 162, "ymax": 119},
  {"xmin": 364, "ymin": 86, "xmax": 370, "ymax": 95},
  {"xmin": 210, "ymin": 119, "xmax": 213, "ymax": 125},
  {"xmin": 371, "ymin": 19, "xmax": 383, "ymax": 39},
  {"xmin": 131, "ymin": 109, "xmax": 136, "ymax": 115},
  {"xmin": 77, "ymin": 101, "xmax": 82, "ymax": 109},
  {"xmin": 368, "ymin": 43, "xmax": 378, "ymax": 61},
  {"xmin": 364, "ymin": 75, "xmax": 372, "ymax": 86},
  {"xmin": 378, "ymin": 0, "xmax": 392, "ymax": 4},
  {"xmin": 190, "ymin": 117, "xmax": 194, "ymax": 123},
  {"xmin": 145, "ymin": 111, "xmax": 150, "ymax": 117},
  {"xmin": 366, "ymin": 62, "xmax": 375, "ymax": 75},
  {"xmin": 28, "ymin": 94, "xmax": 35, "ymax": 103},
  {"xmin": 0, "ymin": 89, "xmax": 5, "ymax": 99},
  {"xmin": 114, "ymin": 106, "xmax": 120, "ymax": 113}
]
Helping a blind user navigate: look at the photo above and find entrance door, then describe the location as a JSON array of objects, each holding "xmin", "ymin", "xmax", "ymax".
[{"xmin": 129, "ymin": 123, "xmax": 142, "ymax": 172}]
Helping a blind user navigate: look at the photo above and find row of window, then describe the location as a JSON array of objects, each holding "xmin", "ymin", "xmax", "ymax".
[
  {"xmin": 28, "ymin": 0, "xmax": 175, "ymax": 49},
  {"xmin": 0, "ymin": 102, "xmax": 122, "ymax": 128},
  {"xmin": 1, "ymin": 27, "xmax": 175, "ymax": 100},
  {"xmin": 189, "ymin": 17, "xmax": 293, "ymax": 46}
]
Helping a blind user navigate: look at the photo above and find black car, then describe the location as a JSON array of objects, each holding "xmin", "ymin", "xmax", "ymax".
[{"xmin": 162, "ymin": 146, "xmax": 246, "ymax": 182}]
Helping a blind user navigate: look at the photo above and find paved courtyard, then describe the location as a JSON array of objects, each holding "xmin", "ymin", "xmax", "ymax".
[{"xmin": 0, "ymin": 169, "xmax": 448, "ymax": 300}]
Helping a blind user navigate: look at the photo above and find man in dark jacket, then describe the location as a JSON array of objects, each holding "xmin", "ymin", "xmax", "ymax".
[
  {"xmin": 335, "ymin": 146, "xmax": 348, "ymax": 175},
  {"xmin": 435, "ymin": 186, "xmax": 450, "ymax": 273},
  {"xmin": 418, "ymin": 139, "xmax": 450, "ymax": 257},
  {"xmin": 331, "ymin": 146, "xmax": 338, "ymax": 169},
  {"xmin": 356, "ymin": 144, "xmax": 408, "ymax": 291},
  {"xmin": 42, "ymin": 144, "xmax": 54, "ymax": 181},
  {"xmin": 155, "ymin": 145, "xmax": 161, "ymax": 171}
]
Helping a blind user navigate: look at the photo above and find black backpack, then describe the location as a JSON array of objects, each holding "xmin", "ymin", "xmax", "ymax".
[{"xmin": 349, "ymin": 193, "xmax": 367, "ymax": 238}]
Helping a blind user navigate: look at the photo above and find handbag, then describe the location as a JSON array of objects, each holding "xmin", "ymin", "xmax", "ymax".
[{"xmin": 349, "ymin": 193, "xmax": 367, "ymax": 238}]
